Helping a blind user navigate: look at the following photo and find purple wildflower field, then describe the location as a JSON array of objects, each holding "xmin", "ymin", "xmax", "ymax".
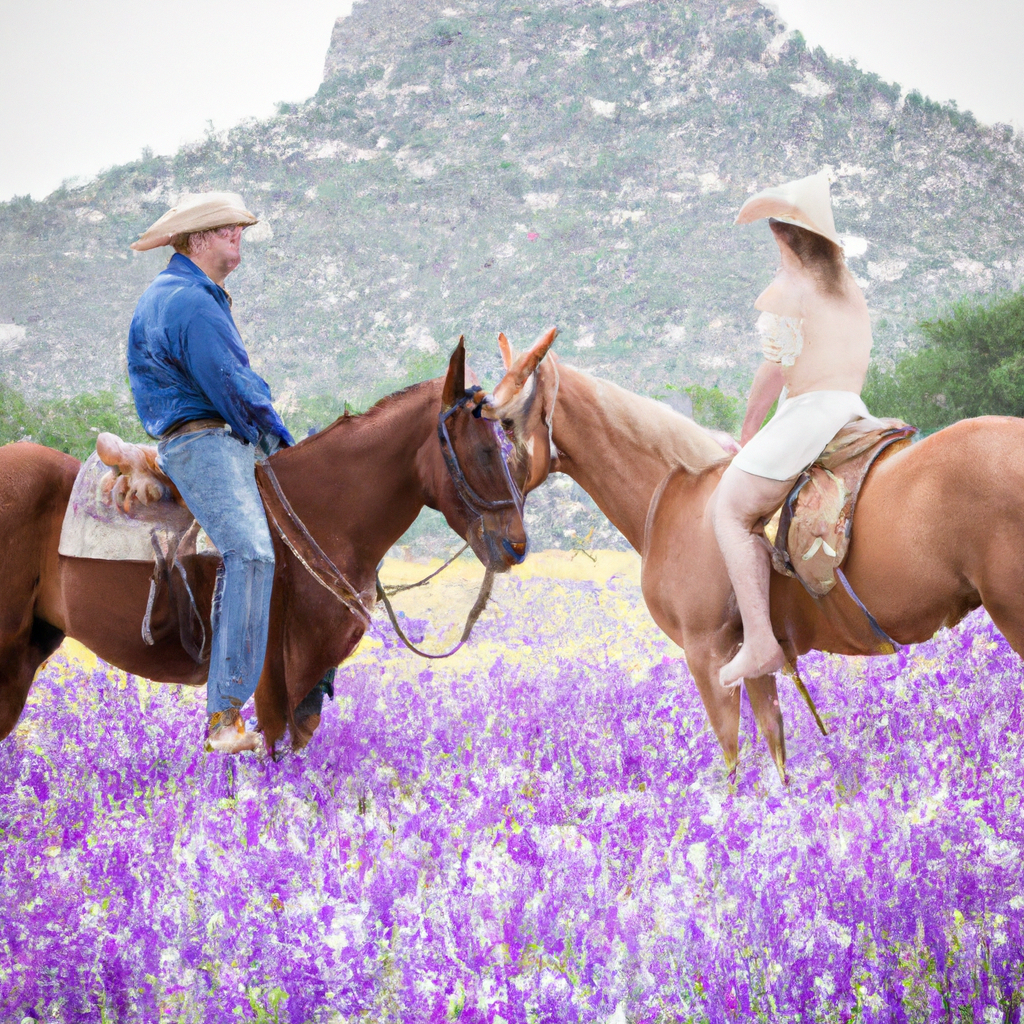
[{"xmin": 2, "ymin": 556, "xmax": 1022, "ymax": 1023}]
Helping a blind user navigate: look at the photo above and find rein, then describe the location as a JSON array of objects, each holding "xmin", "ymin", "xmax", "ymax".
[
  {"xmin": 258, "ymin": 389, "xmax": 522, "ymax": 659},
  {"xmin": 256, "ymin": 462, "xmax": 374, "ymax": 627},
  {"xmin": 373, "ymin": 540, "xmax": 493, "ymax": 659},
  {"xmin": 380, "ymin": 541, "xmax": 469, "ymax": 596},
  {"xmin": 375, "ymin": 564, "xmax": 495, "ymax": 659}
]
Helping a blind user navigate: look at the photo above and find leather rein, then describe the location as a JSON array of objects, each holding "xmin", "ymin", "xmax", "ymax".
[{"xmin": 256, "ymin": 389, "xmax": 522, "ymax": 659}]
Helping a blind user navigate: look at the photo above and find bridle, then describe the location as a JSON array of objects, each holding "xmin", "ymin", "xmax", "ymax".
[
  {"xmin": 257, "ymin": 386, "xmax": 526, "ymax": 660},
  {"xmin": 437, "ymin": 385, "xmax": 524, "ymax": 521},
  {"xmin": 372, "ymin": 388, "xmax": 526, "ymax": 659}
]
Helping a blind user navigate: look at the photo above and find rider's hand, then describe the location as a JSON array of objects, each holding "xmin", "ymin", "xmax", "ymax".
[{"xmin": 256, "ymin": 433, "xmax": 285, "ymax": 460}]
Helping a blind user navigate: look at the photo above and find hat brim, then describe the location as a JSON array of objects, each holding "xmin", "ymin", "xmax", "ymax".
[
  {"xmin": 735, "ymin": 197, "xmax": 841, "ymax": 248},
  {"xmin": 130, "ymin": 201, "xmax": 258, "ymax": 251},
  {"xmin": 733, "ymin": 169, "xmax": 842, "ymax": 247}
]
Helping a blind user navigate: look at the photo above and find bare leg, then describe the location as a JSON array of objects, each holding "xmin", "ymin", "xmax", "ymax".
[{"xmin": 712, "ymin": 463, "xmax": 795, "ymax": 687}]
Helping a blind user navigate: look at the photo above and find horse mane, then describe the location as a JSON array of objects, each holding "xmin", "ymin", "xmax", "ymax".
[
  {"xmin": 289, "ymin": 379, "xmax": 438, "ymax": 450},
  {"xmin": 568, "ymin": 365, "xmax": 730, "ymax": 475}
]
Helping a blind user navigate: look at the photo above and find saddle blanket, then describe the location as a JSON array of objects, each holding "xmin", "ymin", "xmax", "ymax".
[
  {"xmin": 59, "ymin": 450, "xmax": 219, "ymax": 562},
  {"xmin": 764, "ymin": 418, "xmax": 916, "ymax": 597}
]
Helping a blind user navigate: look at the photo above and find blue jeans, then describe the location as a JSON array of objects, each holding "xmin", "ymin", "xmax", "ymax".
[{"xmin": 157, "ymin": 428, "xmax": 275, "ymax": 716}]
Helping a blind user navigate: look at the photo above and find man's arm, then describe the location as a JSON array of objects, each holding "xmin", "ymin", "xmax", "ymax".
[
  {"xmin": 741, "ymin": 360, "xmax": 784, "ymax": 446},
  {"xmin": 183, "ymin": 309, "xmax": 295, "ymax": 447}
]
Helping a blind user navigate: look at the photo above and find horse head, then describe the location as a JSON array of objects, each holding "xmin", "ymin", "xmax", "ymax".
[
  {"xmin": 434, "ymin": 337, "xmax": 531, "ymax": 571},
  {"xmin": 478, "ymin": 328, "xmax": 560, "ymax": 498}
]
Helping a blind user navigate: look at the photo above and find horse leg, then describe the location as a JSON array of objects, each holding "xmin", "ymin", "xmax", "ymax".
[
  {"xmin": 642, "ymin": 467, "xmax": 789, "ymax": 776},
  {"xmin": 0, "ymin": 443, "xmax": 75, "ymax": 741},
  {"xmin": 683, "ymin": 646, "xmax": 787, "ymax": 780},
  {"xmin": 255, "ymin": 612, "xmax": 289, "ymax": 757},
  {"xmin": 976, "ymin": 573, "xmax": 1024, "ymax": 660},
  {"xmin": 681, "ymin": 642, "xmax": 744, "ymax": 774},
  {"xmin": 0, "ymin": 618, "xmax": 65, "ymax": 741},
  {"xmin": 643, "ymin": 562, "xmax": 746, "ymax": 771},
  {"xmin": 743, "ymin": 674, "xmax": 787, "ymax": 783},
  {"xmin": 291, "ymin": 668, "xmax": 335, "ymax": 750}
]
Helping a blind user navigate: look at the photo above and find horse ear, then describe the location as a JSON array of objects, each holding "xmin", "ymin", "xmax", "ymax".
[
  {"xmin": 498, "ymin": 332, "xmax": 513, "ymax": 371},
  {"xmin": 491, "ymin": 327, "xmax": 557, "ymax": 408},
  {"xmin": 442, "ymin": 336, "xmax": 466, "ymax": 410}
]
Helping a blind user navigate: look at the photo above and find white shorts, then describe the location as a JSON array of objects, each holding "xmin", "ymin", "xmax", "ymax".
[{"xmin": 731, "ymin": 390, "xmax": 882, "ymax": 481}]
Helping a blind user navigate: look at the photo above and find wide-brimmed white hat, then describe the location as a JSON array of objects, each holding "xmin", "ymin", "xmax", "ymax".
[
  {"xmin": 130, "ymin": 191, "xmax": 258, "ymax": 251},
  {"xmin": 734, "ymin": 169, "xmax": 840, "ymax": 247}
]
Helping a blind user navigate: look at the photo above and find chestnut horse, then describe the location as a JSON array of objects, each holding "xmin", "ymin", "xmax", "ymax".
[
  {"xmin": 485, "ymin": 332, "xmax": 1024, "ymax": 779},
  {"xmin": 0, "ymin": 341, "xmax": 536, "ymax": 753}
]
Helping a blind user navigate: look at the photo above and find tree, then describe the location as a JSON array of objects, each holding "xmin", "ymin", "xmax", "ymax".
[{"xmin": 863, "ymin": 288, "xmax": 1024, "ymax": 433}]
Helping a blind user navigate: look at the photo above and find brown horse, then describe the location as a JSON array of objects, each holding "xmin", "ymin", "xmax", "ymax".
[
  {"xmin": 486, "ymin": 333, "xmax": 1024, "ymax": 779},
  {"xmin": 0, "ymin": 341, "xmax": 536, "ymax": 753}
]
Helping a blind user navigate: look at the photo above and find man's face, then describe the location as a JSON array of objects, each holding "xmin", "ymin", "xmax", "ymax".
[{"xmin": 207, "ymin": 225, "xmax": 244, "ymax": 276}]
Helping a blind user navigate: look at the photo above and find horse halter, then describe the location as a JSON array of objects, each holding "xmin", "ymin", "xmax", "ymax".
[{"xmin": 437, "ymin": 386, "xmax": 524, "ymax": 520}]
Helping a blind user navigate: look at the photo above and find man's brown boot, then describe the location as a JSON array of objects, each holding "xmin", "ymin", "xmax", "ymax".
[{"xmin": 206, "ymin": 709, "xmax": 260, "ymax": 754}]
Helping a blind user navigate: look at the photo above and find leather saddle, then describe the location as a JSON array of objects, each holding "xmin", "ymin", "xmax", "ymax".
[
  {"xmin": 59, "ymin": 432, "xmax": 371, "ymax": 661},
  {"xmin": 58, "ymin": 434, "xmax": 218, "ymax": 662},
  {"xmin": 761, "ymin": 417, "xmax": 917, "ymax": 652},
  {"xmin": 764, "ymin": 418, "xmax": 917, "ymax": 597}
]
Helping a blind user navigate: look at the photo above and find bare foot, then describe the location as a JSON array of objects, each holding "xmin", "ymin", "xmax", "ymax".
[
  {"xmin": 719, "ymin": 638, "xmax": 785, "ymax": 688},
  {"xmin": 206, "ymin": 710, "xmax": 260, "ymax": 754}
]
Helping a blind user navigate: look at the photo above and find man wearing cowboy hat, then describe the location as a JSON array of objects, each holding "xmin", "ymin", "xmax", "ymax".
[
  {"xmin": 127, "ymin": 192, "xmax": 295, "ymax": 753},
  {"xmin": 712, "ymin": 169, "xmax": 882, "ymax": 687}
]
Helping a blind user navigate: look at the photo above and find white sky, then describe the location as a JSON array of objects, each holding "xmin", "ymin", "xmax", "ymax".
[
  {"xmin": 0, "ymin": 0, "xmax": 353, "ymax": 202},
  {"xmin": 1, "ymin": 0, "xmax": 1022, "ymax": 203},
  {"xmin": 769, "ymin": 0, "xmax": 1024, "ymax": 129}
]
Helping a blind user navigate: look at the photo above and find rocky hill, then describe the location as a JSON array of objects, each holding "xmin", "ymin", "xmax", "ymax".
[{"xmin": 2, "ymin": 0, "xmax": 1023, "ymax": 547}]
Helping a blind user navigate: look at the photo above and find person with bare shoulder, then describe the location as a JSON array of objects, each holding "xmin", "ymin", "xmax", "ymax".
[
  {"xmin": 712, "ymin": 170, "xmax": 881, "ymax": 687},
  {"xmin": 127, "ymin": 193, "xmax": 295, "ymax": 753}
]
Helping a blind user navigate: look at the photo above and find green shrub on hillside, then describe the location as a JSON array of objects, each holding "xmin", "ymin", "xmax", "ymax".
[
  {"xmin": 0, "ymin": 383, "xmax": 366, "ymax": 456},
  {"xmin": 0, "ymin": 384, "xmax": 147, "ymax": 460},
  {"xmin": 685, "ymin": 383, "xmax": 743, "ymax": 434},
  {"xmin": 658, "ymin": 382, "xmax": 743, "ymax": 434},
  {"xmin": 863, "ymin": 288, "xmax": 1024, "ymax": 433}
]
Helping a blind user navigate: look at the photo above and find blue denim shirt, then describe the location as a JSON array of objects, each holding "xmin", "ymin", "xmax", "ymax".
[{"xmin": 127, "ymin": 253, "xmax": 295, "ymax": 446}]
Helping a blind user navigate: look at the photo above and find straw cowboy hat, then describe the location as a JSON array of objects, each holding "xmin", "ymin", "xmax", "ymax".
[
  {"xmin": 734, "ymin": 169, "xmax": 841, "ymax": 247},
  {"xmin": 130, "ymin": 191, "xmax": 258, "ymax": 251}
]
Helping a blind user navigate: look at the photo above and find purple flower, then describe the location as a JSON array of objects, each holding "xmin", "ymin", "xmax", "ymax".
[{"xmin": 1, "ymin": 586, "xmax": 1021, "ymax": 1023}]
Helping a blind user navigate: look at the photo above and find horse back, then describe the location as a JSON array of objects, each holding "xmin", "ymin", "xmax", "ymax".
[
  {"xmin": 820, "ymin": 416, "xmax": 1024, "ymax": 647},
  {"xmin": 641, "ymin": 417, "xmax": 1024, "ymax": 659}
]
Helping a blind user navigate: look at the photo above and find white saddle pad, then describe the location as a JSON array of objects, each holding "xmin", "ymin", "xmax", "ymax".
[{"xmin": 58, "ymin": 452, "xmax": 220, "ymax": 561}]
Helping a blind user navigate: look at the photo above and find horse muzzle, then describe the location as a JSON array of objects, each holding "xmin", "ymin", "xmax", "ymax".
[{"xmin": 467, "ymin": 511, "xmax": 528, "ymax": 572}]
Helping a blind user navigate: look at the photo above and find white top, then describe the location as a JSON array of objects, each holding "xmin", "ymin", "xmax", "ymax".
[{"xmin": 757, "ymin": 311, "xmax": 804, "ymax": 367}]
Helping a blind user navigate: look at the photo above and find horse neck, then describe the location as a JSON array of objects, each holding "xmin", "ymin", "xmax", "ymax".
[
  {"xmin": 270, "ymin": 381, "xmax": 439, "ymax": 568},
  {"xmin": 548, "ymin": 363, "xmax": 723, "ymax": 552}
]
